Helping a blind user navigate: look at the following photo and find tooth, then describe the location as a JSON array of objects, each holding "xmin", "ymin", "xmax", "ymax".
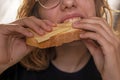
[{"xmin": 64, "ymin": 17, "xmax": 81, "ymax": 23}]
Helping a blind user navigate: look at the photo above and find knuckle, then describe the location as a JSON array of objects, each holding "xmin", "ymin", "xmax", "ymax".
[
  {"xmin": 114, "ymin": 40, "xmax": 120, "ymax": 49},
  {"xmin": 0, "ymin": 24, "xmax": 6, "ymax": 29},
  {"xmin": 38, "ymin": 29, "xmax": 45, "ymax": 34},
  {"xmin": 13, "ymin": 25, "xmax": 23, "ymax": 31},
  {"xmin": 43, "ymin": 20, "xmax": 51, "ymax": 23},
  {"xmin": 101, "ymin": 18, "xmax": 106, "ymax": 22},
  {"xmin": 95, "ymin": 23, "xmax": 102, "ymax": 29},
  {"xmin": 39, "ymin": 20, "xmax": 43, "ymax": 23},
  {"xmin": 22, "ymin": 17, "xmax": 28, "ymax": 21},
  {"xmin": 29, "ymin": 16, "xmax": 36, "ymax": 19},
  {"xmin": 18, "ymin": 18, "xmax": 27, "ymax": 25},
  {"xmin": 109, "ymin": 43, "xmax": 118, "ymax": 53},
  {"xmin": 98, "ymin": 18, "xmax": 106, "ymax": 24},
  {"xmin": 39, "ymin": 21, "xmax": 47, "ymax": 27},
  {"xmin": 113, "ymin": 42, "xmax": 118, "ymax": 49},
  {"xmin": 83, "ymin": 32, "xmax": 88, "ymax": 37},
  {"xmin": 95, "ymin": 34, "xmax": 101, "ymax": 38},
  {"xmin": 115, "ymin": 36, "xmax": 120, "ymax": 42},
  {"xmin": 109, "ymin": 44, "xmax": 115, "ymax": 52},
  {"xmin": 43, "ymin": 20, "xmax": 50, "ymax": 24},
  {"xmin": 21, "ymin": 17, "xmax": 30, "ymax": 22},
  {"xmin": 43, "ymin": 20, "xmax": 47, "ymax": 22}
]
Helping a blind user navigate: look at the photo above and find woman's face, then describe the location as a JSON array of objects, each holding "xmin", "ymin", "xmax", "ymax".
[{"xmin": 39, "ymin": 0, "xmax": 96, "ymax": 23}]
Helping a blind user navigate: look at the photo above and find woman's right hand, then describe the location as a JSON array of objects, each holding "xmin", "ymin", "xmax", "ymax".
[{"xmin": 0, "ymin": 16, "xmax": 55, "ymax": 72}]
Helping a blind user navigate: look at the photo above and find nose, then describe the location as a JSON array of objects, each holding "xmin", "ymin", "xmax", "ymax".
[{"xmin": 61, "ymin": 0, "xmax": 77, "ymax": 11}]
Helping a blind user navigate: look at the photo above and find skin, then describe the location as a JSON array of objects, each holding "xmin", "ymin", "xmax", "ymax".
[
  {"xmin": 39, "ymin": 0, "xmax": 96, "ymax": 73},
  {"xmin": 0, "ymin": 0, "xmax": 120, "ymax": 80}
]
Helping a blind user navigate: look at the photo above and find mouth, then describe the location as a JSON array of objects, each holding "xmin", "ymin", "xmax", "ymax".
[
  {"xmin": 60, "ymin": 14, "xmax": 84, "ymax": 23},
  {"xmin": 63, "ymin": 17, "xmax": 82, "ymax": 23}
]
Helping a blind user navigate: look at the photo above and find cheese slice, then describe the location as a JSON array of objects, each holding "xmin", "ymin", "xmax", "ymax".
[{"xmin": 29, "ymin": 22, "xmax": 73, "ymax": 43}]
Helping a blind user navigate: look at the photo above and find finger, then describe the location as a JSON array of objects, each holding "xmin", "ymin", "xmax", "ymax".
[
  {"xmin": 80, "ymin": 32, "xmax": 112, "ymax": 55},
  {"xmin": 43, "ymin": 20, "xmax": 57, "ymax": 27},
  {"xmin": 82, "ymin": 32, "xmax": 120, "ymax": 65},
  {"xmin": 82, "ymin": 39, "xmax": 104, "ymax": 70},
  {"xmin": 79, "ymin": 17, "xmax": 115, "ymax": 37},
  {"xmin": 29, "ymin": 17, "xmax": 53, "ymax": 32},
  {"xmin": 3, "ymin": 24, "xmax": 33, "ymax": 37},
  {"xmin": 16, "ymin": 18, "xmax": 45, "ymax": 35},
  {"xmin": 9, "ymin": 38, "xmax": 35, "ymax": 64},
  {"xmin": 34, "ymin": 20, "xmax": 52, "ymax": 32},
  {"xmin": 73, "ymin": 22, "xmax": 114, "ymax": 43}
]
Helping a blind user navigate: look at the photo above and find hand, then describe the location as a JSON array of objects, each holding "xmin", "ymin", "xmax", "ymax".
[
  {"xmin": 0, "ymin": 16, "xmax": 55, "ymax": 70},
  {"xmin": 73, "ymin": 17, "xmax": 120, "ymax": 80}
]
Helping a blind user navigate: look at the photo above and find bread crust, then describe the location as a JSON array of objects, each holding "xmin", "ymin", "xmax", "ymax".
[
  {"xmin": 26, "ymin": 29, "xmax": 83, "ymax": 48},
  {"xmin": 26, "ymin": 23, "xmax": 83, "ymax": 48}
]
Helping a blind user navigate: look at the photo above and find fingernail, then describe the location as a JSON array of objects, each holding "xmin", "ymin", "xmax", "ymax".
[
  {"xmin": 52, "ymin": 23, "xmax": 57, "ymax": 27},
  {"xmin": 39, "ymin": 31, "xmax": 45, "ymax": 35},
  {"xmin": 74, "ymin": 21, "xmax": 80, "ymax": 24},
  {"xmin": 47, "ymin": 27, "xmax": 52, "ymax": 31},
  {"xmin": 29, "ymin": 32, "xmax": 33, "ymax": 36},
  {"xmin": 80, "ymin": 34, "xmax": 84, "ymax": 37},
  {"xmin": 73, "ymin": 22, "xmax": 79, "ymax": 27}
]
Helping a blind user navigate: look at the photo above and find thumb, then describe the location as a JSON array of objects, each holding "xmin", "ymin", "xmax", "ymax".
[{"xmin": 25, "ymin": 45, "xmax": 36, "ymax": 55}]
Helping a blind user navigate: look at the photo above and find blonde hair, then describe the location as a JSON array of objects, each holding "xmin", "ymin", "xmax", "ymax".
[{"xmin": 17, "ymin": 0, "xmax": 113, "ymax": 71}]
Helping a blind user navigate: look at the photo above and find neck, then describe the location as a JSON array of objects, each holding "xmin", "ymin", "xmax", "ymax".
[{"xmin": 52, "ymin": 41, "xmax": 91, "ymax": 73}]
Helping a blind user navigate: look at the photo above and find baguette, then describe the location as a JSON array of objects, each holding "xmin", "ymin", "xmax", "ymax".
[{"xmin": 26, "ymin": 22, "xmax": 83, "ymax": 48}]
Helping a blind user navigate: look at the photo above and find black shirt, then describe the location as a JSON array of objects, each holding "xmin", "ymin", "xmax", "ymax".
[{"xmin": 0, "ymin": 58, "xmax": 102, "ymax": 80}]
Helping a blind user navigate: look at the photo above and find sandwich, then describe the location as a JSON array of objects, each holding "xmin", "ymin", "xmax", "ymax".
[{"xmin": 26, "ymin": 20, "xmax": 84, "ymax": 48}]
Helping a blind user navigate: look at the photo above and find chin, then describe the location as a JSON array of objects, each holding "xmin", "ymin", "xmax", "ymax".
[{"xmin": 61, "ymin": 40, "xmax": 83, "ymax": 47}]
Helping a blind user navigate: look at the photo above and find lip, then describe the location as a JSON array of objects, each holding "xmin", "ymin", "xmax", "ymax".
[{"xmin": 60, "ymin": 13, "xmax": 85, "ymax": 23}]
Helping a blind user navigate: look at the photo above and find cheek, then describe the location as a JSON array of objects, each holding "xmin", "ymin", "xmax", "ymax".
[
  {"xmin": 39, "ymin": 9, "xmax": 59, "ymax": 22},
  {"xmin": 80, "ymin": 1, "xmax": 96, "ymax": 17}
]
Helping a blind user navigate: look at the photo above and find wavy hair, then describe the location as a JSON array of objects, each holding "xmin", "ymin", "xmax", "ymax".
[{"xmin": 17, "ymin": 0, "xmax": 112, "ymax": 71}]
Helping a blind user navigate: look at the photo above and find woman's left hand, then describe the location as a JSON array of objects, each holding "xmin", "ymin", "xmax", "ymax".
[{"xmin": 73, "ymin": 17, "xmax": 120, "ymax": 80}]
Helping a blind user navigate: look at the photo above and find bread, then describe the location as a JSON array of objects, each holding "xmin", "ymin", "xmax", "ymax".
[{"xmin": 26, "ymin": 22, "xmax": 83, "ymax": 48}]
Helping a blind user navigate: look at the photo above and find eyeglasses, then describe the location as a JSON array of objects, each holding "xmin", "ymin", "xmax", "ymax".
[{"xmin": 35, "ymin": 0, "xmax": 61, "ymax": 9}]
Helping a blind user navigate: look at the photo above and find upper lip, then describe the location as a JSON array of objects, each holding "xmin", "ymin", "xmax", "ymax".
[{"xmin": 60, "ymin": 13, "xmax": 85, "ymax": 23}]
